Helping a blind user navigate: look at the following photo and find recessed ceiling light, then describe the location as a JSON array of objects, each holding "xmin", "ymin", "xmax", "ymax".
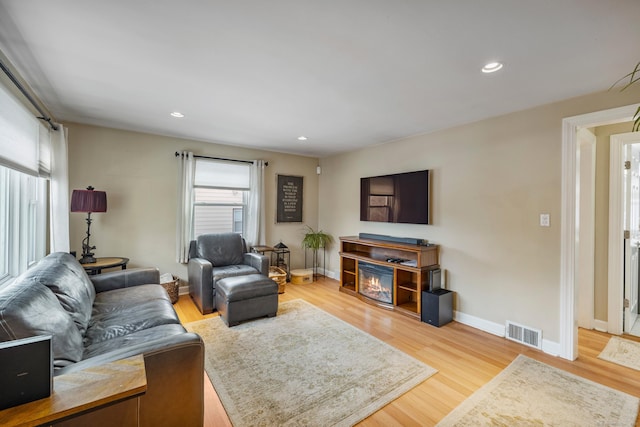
[
  {"xmin": 297, "ymin": 136, "xmax": 308, "ymax": 141},
  {"xmin": 482, "ymin": 62, "xmax": 503, "ymax": 73},
  {"xmin": 170, "ymin": 111, "xmax": 184, "ymax": 118}
]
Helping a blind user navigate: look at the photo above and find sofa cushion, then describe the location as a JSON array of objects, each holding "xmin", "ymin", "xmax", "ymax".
[
  {"xmin": 0, "ymin": 278, "xmax": 84, "ymax": 366},
  {"xmin": 82, "ymin": 323, "xmax": 187, "ymax": 359},
  {"xmin": 22, "ymin": 252, "xmax": 96, "ymax": 335},
  {"xmin": 84, "ymin": 285, "xmax": 180, "ymax": 347},
  {"xmin": 196, "ymin": 233, "xmax": 245, "ymax": 266}
]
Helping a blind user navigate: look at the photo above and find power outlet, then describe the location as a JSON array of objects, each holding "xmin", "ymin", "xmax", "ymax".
[{"xmin": 540, "ymin": 213, "xmax": 550, "ymax": 227}]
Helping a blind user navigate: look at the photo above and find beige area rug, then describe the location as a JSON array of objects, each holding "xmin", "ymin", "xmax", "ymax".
[
  {"xmin": 185, "ymin": 299, "xmax": 437, "ymax": 427},
  {"xmin": 437, "ymin": 354, "xmax": 639, "ymax": 426},
  {"xmin": 599, "ymin": 336, "xmax": 640, "ymax": 371}
]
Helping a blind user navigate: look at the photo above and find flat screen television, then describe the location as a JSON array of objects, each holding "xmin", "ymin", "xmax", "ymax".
[{"xmin": 360, "ymin": 170, "xmax": 430, "ymax": 224}]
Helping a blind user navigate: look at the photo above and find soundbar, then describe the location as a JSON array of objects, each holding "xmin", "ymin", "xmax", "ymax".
[{"xmin": 358, "ymin": 233, "xmax": 429, "ymax": 246}]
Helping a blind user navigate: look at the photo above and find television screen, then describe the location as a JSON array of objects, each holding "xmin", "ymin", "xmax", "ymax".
[{"xmin": 360, "ymin": 170, "xmax": 430, "ymax": 224}]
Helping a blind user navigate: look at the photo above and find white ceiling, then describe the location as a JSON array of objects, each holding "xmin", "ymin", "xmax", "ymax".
[{"xmin": 0, "ymin": 1, "xmax": 639, "ymax": 158}]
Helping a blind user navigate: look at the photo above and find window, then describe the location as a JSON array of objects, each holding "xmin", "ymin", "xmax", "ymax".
[
  {"xmin": 192, "ymin": 159, "xmax": 251, "ymax": 239},
  {"xmin": 0, "ymin": 78, "xmax": 52, "ymax": 283},
  {"xmin": 0, "ymin": 164, "xmax": 47, "ymax": 284},
  {"xmin": 232, "ymin": 208, "xmax": 243, "ymax": 234},
  {"xmin": 193, "ymin": 188, "xmax": 246, "ymax": 237}
]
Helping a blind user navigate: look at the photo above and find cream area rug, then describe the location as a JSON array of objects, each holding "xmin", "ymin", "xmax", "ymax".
[
  {"xmin": 185, "ymin": 299, "xmax": 437, "ymax": 427},
  {"xmin": 599, "ymin": 336, "xmax": 640, "ymax": 371},
  {"xmin": 437, "ymin": 354, "xmax": 639, "ymax": 426}
]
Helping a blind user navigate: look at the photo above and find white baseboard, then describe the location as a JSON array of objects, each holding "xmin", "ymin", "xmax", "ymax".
[
  {"xmin": 454, "ymin": 310, "xmax": 560, "ymax": 357},
  {"xmin": 541, "ymin": 339, "xmax": 560, "ymax": 356},
  {"xmin": 313, "ymin": 268, "xmax": 337, "ymax": 280},
  {"xmin": 454, "ymin": 310, "xmax": 505, "ymax": 337},
  {"xmin": 593, "ymin": 319, "xmax": 608, "ymax": 332},
  {"xmin": 323, "ymin": 269, "xmax": 338, "ymax": 280},
  {"xmin": 179, "ymin": 285, "xmax": 189, "ymax": 295}
]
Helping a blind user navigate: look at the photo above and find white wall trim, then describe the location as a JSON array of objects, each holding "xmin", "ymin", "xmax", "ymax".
[
  {"xmin": 453, "ymin": 310, "xmax": 505, "ymax": 337},
  {"xmin": 576, "ymin": 128, "xmax": 596, "ymax": 330},
  {"xmin": 541, "ymin": 340, "xmax": 560, "ymax": 357},
  {"xmin": 454, "ymin": 311, "xmax": 560, "ymax": 356},
  {"xmin": 593, "ymin": 319, "xmax": 608, "ymax": 332},
  {"xmin": 316, "ymin": 268, "xmax": 338, "ymax": 280},
  {"xmin": 560, "ymin": 118, "xmax": 579, "ymax": 360},
  {"xmin": 560, "ymin": 103, "xmax": 640, "ymax": 360}
]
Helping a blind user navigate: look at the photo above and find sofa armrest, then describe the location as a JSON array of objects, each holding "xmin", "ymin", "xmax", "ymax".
[
  {"xmin": 56, "ymin": 333, "xmax": 204, "ymax": 427},
  {"xmin": 90, "ymin": 267, "xmax": 160, "ymax": 293},
  {"xmin": 188, "ymin": 257, "xmax": 214, "ymax": 314},
  {"xmin": 243, "ymin": 252, "xmax": 269, "ymax": 276}
]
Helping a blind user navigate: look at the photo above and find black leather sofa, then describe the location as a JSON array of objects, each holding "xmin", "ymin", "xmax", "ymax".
[{"xmin": 0, "ymin": 252, "xmax": 204, "ymax": 426}]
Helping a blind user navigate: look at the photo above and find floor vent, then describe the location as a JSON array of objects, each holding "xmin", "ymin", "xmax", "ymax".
[{"xmin": 506, "ymin": 321, "xmax": 542, "ymax": 349}]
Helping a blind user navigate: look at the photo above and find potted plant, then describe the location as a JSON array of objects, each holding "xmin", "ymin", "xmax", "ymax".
[
  {"xmin": 611, "ymin": 61, "xmax": 640, "ymax": 131},
  {"xmin": 301, "ymin": 226, "xmax": 333, "ymax": 279}
]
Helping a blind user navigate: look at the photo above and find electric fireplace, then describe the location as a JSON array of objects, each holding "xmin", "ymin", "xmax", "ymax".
[{"xmin": 358, "ymin": 261, "xmax": 393, "ymax": 304}]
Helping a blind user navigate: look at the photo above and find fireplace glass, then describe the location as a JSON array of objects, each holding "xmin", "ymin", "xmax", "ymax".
[{"xmin": 358, "ymin": 262, "xmax": 393, "ymax": 304}]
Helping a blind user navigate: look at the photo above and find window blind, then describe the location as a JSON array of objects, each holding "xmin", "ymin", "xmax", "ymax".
[
  {"xmin": 0, "ymin": 82, "xmax": 50, "ymax": 177},
  {"xmin": 194, "ymin": 159, "xmax": 251, "ymax": 189}
]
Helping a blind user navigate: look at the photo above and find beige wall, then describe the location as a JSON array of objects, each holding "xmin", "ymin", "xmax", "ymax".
[
  {"xmin": 318, "ymin": 87, "xmax": 640, "ymax": 344},
  {"xmin": 593, "ymin": 122, "xmax": 635, "ymax": 321},
  {"xmin": 67, "ymin": 123, "xmax": 320, "ymax": 281}
]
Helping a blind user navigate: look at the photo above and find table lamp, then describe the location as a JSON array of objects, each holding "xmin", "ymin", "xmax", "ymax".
[{"xmin": 70, "ymin": 186, "xmax": 107, "ymax": 264}]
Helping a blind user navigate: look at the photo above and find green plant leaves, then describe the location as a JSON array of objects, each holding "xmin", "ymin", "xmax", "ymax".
[
  {"xmin": 301, "ymin": 225, "xmax": 333, "ymax": 249},
  {"xmin": 610, "ymin": 61, "xmax": 640, "ymax": 91}
]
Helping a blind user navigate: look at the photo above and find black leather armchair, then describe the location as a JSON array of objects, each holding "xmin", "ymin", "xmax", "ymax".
[{"xmin": 188, "ymin": 233, "xmax": 269, "ymax": 314}]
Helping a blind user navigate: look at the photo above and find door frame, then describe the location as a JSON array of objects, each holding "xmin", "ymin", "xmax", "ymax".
[
  {"xmin": 560, "ymin": 103, "xmax": 639, "ymax": 360},
  {"xmin": 576, "ymin": 128, "xmax": 596, "ymax": 330}
]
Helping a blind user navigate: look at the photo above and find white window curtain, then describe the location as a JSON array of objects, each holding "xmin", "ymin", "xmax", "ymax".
[
  {"xmin": 245, "ymin": 160, "xmax": 265, "ymax": 247},
  {"xmin": 176, "ymin": 151, "xmax": 194, "ymax": 263},
  {"xmin": 49, "ymin": 124, "xmax": 70, "ymax": 252}
]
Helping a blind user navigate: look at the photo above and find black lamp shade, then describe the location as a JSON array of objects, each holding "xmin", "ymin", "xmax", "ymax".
[{"xmin": 70, "ymin": 188, "xmax": 107, "ymax": 213}]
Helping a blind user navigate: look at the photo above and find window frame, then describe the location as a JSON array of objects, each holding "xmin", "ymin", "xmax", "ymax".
[
  {"xmin": 0, "ymin": 165, "xmax": 47, "ymax": 285},
  {"xmin": 191, "ymin": 158, "xmax": 251, "ymax": 239}
]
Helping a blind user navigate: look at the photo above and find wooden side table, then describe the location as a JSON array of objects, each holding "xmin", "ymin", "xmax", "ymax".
[
  {"xmin": 82, "ymin": 257, "xmax": 129, "ymax": 275},
  {"xmin": 250, "ymin": 245, "xmax": 274, "ymax": 255},
  {"xmin": 0, "ymin": 355, "xmax": 146, "ymax": 427}
]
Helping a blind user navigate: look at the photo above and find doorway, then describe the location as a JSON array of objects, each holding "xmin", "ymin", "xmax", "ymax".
[{"xmin": 561, "ymin": 103, "xmax": 640, "ymax": 360}]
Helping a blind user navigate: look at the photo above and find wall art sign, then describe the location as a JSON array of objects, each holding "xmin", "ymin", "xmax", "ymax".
[{"xmin": 276, "ymin": 174, "xmax": 303, "ymax": 223}]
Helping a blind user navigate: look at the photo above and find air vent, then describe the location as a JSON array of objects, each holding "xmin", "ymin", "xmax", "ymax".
[{"xmin": 506, "ymin": 321, "xmax": 542, "ymax": 349}]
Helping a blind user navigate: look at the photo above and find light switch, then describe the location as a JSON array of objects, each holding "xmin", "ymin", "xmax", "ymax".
[{"xmin": 540, "ymin": 213, "xmax": 550, "ymax": 227}]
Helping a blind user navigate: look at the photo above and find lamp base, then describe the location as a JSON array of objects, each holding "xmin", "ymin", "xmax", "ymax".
[{"xmin": 78, "ymin": 255, "xmax": 96, "ymax": 264}]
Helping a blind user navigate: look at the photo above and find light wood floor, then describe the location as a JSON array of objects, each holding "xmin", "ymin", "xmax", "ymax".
[{"xmin": 175, "ymin": 277, "xmax": 640, "ymax": 427}]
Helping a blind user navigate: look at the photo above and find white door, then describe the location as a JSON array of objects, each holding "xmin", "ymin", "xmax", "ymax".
[
  {"xmin": 608, "ymin": 132, "xmax": 640, "ymax": 335},
  {"xmin": 623, "ymin": 142, "xmax": 640, "ymax": 332}
]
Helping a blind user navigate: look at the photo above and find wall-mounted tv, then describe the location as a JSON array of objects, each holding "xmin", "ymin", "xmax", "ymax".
[{"xmin": 360, "ymin": 170, "xmax": 431, "ymax": 225}]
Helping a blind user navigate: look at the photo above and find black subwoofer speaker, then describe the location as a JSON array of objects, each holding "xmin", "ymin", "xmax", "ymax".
[
  {"xmin": 421, "ymin": 289, "xmax": 453, "ymax": 327},
  {"xmin": 0, "ymin": 335, "xmax": 52, "ymax": 410}
]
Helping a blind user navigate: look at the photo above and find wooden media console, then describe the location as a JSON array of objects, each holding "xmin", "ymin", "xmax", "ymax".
[{"xmin": 339, "ymin": 236, "xmax": 440, "ymax": 319}]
